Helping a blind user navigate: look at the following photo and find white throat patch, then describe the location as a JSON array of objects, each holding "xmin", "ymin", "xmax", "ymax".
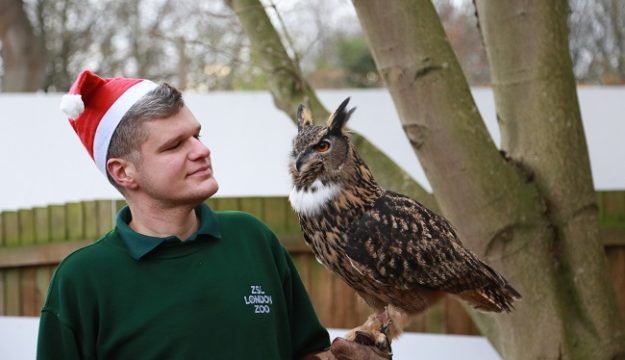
[{"xmin": 289, "ymin": 179, "xmax": 341, "ymax": 217}]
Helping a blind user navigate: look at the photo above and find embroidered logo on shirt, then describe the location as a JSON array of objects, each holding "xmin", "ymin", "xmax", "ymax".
[{"xmin": 244, "ymin": 285, "xmax": 273, "ymax": 314}]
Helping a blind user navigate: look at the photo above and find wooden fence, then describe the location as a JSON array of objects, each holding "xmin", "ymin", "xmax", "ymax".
[{"xmin": 1, "ymin": 192, "xmax": 624, "ymax": 335}]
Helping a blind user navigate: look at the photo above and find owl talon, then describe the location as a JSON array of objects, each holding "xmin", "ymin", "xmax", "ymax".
[
  {"xmin": 353, "ymin": 330, "xmax": 392, "ymax": 359},
  {"xmin": 377, "ymin": 324, "xmax": 393, "ymax": 359},
  {"xmin": 353, "ymin": 331, "xmax": 376, "ymax": 346}
]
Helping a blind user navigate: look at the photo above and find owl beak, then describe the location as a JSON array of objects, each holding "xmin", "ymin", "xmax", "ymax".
[
  {"xmin": 295, "ymin": 151, "xmax": 310, "ymax": 173},
  {"xmin": 295, "ymin": 155, "xmax": 304, "ymax": 172}
]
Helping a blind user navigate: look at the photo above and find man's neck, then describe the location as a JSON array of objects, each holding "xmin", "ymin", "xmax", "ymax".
[{"xmin": 126, "ymin": 200, "xmax": 200, "ymax": 241}]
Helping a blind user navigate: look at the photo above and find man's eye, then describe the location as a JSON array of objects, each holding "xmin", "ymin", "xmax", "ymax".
[{"xmin": 313, "ymin": 141, "xmax": 330, "ymax": 152}]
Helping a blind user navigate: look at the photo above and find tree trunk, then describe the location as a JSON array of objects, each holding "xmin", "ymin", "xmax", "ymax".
[
  {"xmin": 475, "ymin": 0, "xmax": 625, "ymax": 358},
  {"xmin": 225, "ymin": 0, "xmax": 438, "ymax": 210},
  {"xmin": 0, "ymin": 0, "xmax": 45, "ymax": 92},
  {"xmin": 353, "ymin": 0, "xmax": 625, "ymax": 359}
]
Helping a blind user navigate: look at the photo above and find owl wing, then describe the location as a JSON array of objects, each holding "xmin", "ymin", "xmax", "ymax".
[{"xmin": 343, "ymin": 191, "xmax": 512, "ymax": 297}]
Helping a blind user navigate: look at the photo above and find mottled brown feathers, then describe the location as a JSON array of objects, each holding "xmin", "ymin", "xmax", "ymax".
[{"xmin": 288, "ymin": 98, "xmax": 521, "ymax": 322}]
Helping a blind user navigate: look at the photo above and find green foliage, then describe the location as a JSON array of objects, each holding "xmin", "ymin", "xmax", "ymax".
[
  {"xmin": 308, "ymin": 33, "xmax": 381, "ymax": 89},
  {"xmin": 335, "ymin": 35, "xmax": 381, "ymax": 87}
]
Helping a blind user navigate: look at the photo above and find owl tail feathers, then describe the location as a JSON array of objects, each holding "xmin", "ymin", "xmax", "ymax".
[{"xmin": 457, "ymin": 283, "xmax": 522, "ymax": 313}]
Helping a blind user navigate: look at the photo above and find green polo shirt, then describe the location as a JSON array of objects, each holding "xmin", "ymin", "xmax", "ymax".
[{"xmin": 37, "ymin": 204, "xmax": 330, "ymax": 359}]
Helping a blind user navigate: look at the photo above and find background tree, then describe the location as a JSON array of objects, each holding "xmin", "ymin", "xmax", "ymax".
[
  {"xmin": 2, "ymin": 0, "xmax": 620, "ymax": 92},
  {"xmin": 1, "ymin": 0, "xmax": 248, "ymax": 92},
  {"xmin": 569, "ymin": 0, "xmax": 625, "ymax": 84},
  {"xmin": 0, "ymin": 0, "xmax": 45, "ymax": 91}
]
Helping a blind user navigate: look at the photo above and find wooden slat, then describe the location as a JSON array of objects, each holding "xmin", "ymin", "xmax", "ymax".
[
  {"xmin": 238, "ymin": 197, "xmax": 264, "ymax": 220},
  {"xmin": 49, "ymin": 205, "xmax": 66, "ymax": 243},
  {"xmin": 406, "ymin": 312, "xmax": 426, "ymax": 332},
  {"xmin": 19, "ymin": 209, "xmax": 37, "ymax": 316},
  {"xmin": 113, "ymin": 199, "xmax": 125, "ymax": 213},
  {"xmin": 83, "ymin": 201, "xmax": 99, "ymax": 239},
  {"xmin": 600, "ymin": 191, "xmax": 625, "ymax": 221},
  {"xmin": 34, "ymin": 207, "xmax": 50, "ymax": 245},
  {"xmin": 3, "ymin": 211, "xmax": 20, "ymax": 315},
  {"xmin": 445, "ymin": 297, "xmax": 479, "ymax": 335},
  {"xmin": 214, "ymin": 197, "xmax": 240, "ymax": 212},
  {"xmin": 3, "ymin": 212, "xmax": 19, "ymax": 247},
  {"xmin": 0, "ymin": 269, "xmax": 4, "ymax": 315},
  {"xmin": 283, "ymin": 197, "xmax": 300, "ymax": 234},
  {"xmin": 0, "ymin": 240, "xmax": 93, "ymax": 269},
  {"xmin": 66, "ymin": 203, "xmax": 84, "ymax": 241},
  {"xmin": 34, "ymin": 205, "xmax": 52, "ymax": 314},
  {"xmin": 18, "ymin": 210, "xmax": 35, "ymax": 246},
  {"xmin": 333, "ymin": 278, "xmax": 359, "ymax": 328},
  {"xmin": 606, "ymin": 247, "xmax": 625, "ymax": 320},
  {"xmin": 97, "ymin": 200, "xmax": 114, "ymax": 235},
  {"xmin": 279, "ymin": 235, "xmax": 310, "ymax": 254},
  {"xmin": 20, "ymin": 268, "xmax": 37, "ymax": 316},
  {"xmin": 310, "ymin": 259, "xmax": 334, "ymax": 327},
  {"xmin": 204, "ymin": 198, "xmax": 218, "ymax": 210},
  {"xmin": 4, "ymin": 271, "xmax": 20, "ymax": 315},
  {"xmin": 35, "ymin": 267, "xmax": 51, "ymax": 313},
  {"xmin": 601, "ymin": 228, "xmax": 625, "ymax": 246},
  {"xmin": 424, "ymin": 299, "xmax": 446, "ymax": 333},
  {"xmin": 263, "ymin": 197, "xmax": 288, "ymax": 234}
]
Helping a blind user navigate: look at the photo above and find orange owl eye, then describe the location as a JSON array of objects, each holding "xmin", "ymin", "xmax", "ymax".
[{"xmin": 313, "ymin": 140, "xmax": 331, "ymax": 152}]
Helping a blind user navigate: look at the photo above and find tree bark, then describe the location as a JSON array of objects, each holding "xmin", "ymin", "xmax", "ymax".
[
  {"xmin": 474, "ymin": 0, "xmax": 625, "ymax": 358},
  {"xmin": 225, "ymin": 0, "xmax": 438, "ymax": 210},
  {"xmin": 353, "ymin": 0, "xmax": 625, "ymax": 359},
  {"xmin": 0, "ymin": 0, "xmax": 45, "ymax": 91}
]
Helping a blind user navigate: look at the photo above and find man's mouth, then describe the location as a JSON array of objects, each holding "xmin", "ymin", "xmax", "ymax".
[{"xmin": 188, "ymin": 165, "xmax": 211, "ymax": 177}]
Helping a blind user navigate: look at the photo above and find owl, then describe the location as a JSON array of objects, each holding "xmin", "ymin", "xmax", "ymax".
[{"xmin": 288, "ymin": 98, "xmax": 521, "ymax": 353}]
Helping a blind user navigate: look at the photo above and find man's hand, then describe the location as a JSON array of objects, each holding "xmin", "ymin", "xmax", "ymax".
[
  {"xmin": 302, "ymin": 333, "xmax": 391, "ymax": 360},
  {"xmin": 330, "ymin": 336, "xmax": 391, "ymax": 360}
]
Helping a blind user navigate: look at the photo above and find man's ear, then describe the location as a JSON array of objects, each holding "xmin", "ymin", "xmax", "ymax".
[{"xmin": 107, "ymin": 158, "xmax": 138, "ymax": 190}]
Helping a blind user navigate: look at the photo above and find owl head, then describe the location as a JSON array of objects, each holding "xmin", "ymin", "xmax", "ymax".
[{"xmin": 289, "ymin": 97, "xmax": 356, "ymax": 189}]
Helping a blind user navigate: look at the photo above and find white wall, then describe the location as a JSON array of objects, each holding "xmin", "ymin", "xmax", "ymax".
[{"xmin": 0, "ymin": 87, "xmax": 623, "ymax": 212}]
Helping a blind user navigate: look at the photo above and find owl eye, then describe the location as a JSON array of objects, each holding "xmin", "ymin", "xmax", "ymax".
[{"xmin": 313, "ymin": 140, "xmax": 331, "ymax": 153}]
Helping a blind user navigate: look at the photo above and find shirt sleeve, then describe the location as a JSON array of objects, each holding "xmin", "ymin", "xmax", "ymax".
[
  {"xmin": 37, "ymin": 308, "xmax": 83, "ymax": 360},
  {"xmin": 280, "ymin": 247, "xmax": 331, "ymax": 359}
]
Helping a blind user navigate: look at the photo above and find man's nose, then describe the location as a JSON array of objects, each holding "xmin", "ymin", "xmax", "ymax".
[{"xmin": 190, "ymin": 137, "xmax": 210, "ymax": 159}]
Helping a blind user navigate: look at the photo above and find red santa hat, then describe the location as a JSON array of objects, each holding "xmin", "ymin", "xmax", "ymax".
[{"xmin": 60, "ymin": 70, "xmax": 158, "ymax": 175}]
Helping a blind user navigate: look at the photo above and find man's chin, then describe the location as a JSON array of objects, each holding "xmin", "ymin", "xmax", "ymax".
[{"xmin": 198, "ymin": 178, "xmax": 219, "ymax": 200}]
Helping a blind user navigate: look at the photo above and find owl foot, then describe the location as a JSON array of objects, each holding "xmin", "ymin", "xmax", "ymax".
[
  {"xmin": 344, "ymin": 325, "xmax": 392, "ymax": 358},
  {"xmin": 379, "ymin": 321, "xmax": 393, "ymax": 356},
  {"xmin": 343, "ymin": 306, "xmax": 407, "ymax": 357}
]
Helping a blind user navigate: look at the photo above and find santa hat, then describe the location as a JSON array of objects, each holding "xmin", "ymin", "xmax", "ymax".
[{"xmin": 60, "ymin": 70, "xmax": 158, "ymax": 175}]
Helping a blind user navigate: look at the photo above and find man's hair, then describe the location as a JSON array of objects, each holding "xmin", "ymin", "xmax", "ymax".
[{"xmin": 106, "ymin": 83, "xmax": 184, "ymax": 190}]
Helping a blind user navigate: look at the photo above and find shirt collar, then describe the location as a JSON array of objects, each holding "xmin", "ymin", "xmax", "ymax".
[{"xmin": 116, "ymin": 203, "xmax": 221, "ymax": 260}]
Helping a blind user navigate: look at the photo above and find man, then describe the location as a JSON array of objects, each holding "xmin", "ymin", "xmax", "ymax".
[{"xmin": 37, "ymin": 70, "xmax": 388, "ymax": 359}]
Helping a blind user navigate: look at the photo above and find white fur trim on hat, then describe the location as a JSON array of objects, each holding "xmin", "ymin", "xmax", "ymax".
[
  {"xmin": 59, "ymin": 94, "xmax": 85, "ymax": 119},
  {"xmin": 93, "ymin": 80, "xmax": 158, "ymax": 175}
]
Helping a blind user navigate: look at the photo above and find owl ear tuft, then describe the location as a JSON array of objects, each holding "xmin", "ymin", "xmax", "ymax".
[
  {"xmin": 328, "ymin": 97, "xmax": 355, "ymax": 135},
  {"xmin": 297, "ymin": 104, "xmax": 313, "ymax": 130}
]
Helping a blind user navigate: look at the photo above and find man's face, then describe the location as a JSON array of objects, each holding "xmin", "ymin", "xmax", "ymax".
[{"xmin": 132, "ymin": 106, "xmax": 218, "ymax": 206}]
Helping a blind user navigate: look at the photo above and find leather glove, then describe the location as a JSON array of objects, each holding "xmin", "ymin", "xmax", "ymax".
[
  {"xmin": 330, "ymin": 336, "xmax": 391, "ymax": 360},
  {"xmin": 303, "ymin": 332, "xmax": 391, "ymax": 360}
]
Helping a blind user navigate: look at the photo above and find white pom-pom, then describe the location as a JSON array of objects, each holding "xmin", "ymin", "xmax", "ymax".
[{"xmin": 59, "ymin": 94, "xmax": 84, "ymax": 119}]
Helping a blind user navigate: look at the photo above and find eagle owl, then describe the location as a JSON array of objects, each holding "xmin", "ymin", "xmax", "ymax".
[{"xmin": 288, "ymin": 98, "xmax": 520, "ymax": 351}]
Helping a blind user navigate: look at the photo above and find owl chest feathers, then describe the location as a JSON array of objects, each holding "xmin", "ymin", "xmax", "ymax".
[{"xmin": 289, "ymin": 179, "xmax": 342, "ymax": 217}]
